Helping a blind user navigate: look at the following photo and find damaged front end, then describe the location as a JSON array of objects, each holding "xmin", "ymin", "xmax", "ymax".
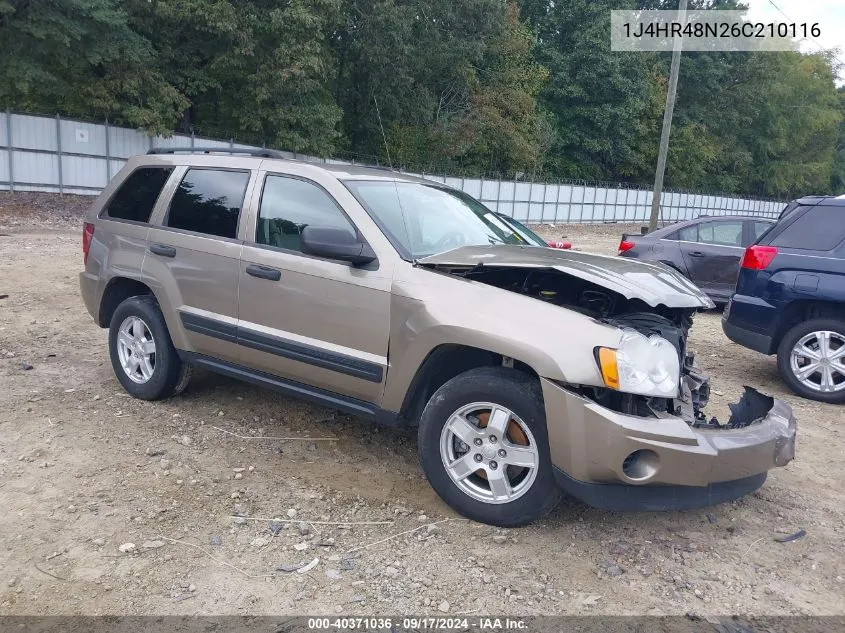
[
  {"xmin": 599, "ymin": 311, "xmax": 778, "ymax": 430},
  {"xmin": 417, "ymin": 247, "xmax": 796, "ymax": 503},
  {"xmin": 417, "ymin": 247, "xmax": 784, "ymax": 433}
]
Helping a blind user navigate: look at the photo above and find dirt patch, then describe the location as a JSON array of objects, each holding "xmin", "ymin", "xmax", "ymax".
[
  {"xmin": 1, "ymin": 201, "xmax": 843, "ymax": 616},
  {"xmin": 1, "ymin": 192, "xmax": 91, "ymax": 233}
]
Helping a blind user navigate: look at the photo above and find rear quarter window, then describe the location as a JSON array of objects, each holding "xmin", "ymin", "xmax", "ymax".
[
  {"xmin": 769, "ymin": 206, "xmax": 845, "ymax": 251},
  {"xmin": 103, "ymin": 167, "xmax": 174, "ymax": 223}
]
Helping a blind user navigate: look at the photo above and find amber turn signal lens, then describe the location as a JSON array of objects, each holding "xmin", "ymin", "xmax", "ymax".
[{"xmin": 597, "ymin": 347, "xmax": 620, "ymax": 390}]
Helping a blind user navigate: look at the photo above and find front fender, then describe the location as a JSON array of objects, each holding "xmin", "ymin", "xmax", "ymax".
[{"xmin": 380, "ymin": 288, "xmax": 622, "ymax": 413}]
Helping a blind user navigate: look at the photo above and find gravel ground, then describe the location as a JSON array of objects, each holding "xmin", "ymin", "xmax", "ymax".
[{"xmin": 1, "ymin": 193, "xmax": 844, "ymax": 616}]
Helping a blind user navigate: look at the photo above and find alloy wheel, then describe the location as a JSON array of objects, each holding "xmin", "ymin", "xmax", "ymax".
[
  {"xmin": 439, "ymin": 402, "xmax": 540, "ymax": 504},
  {"xmin": 116, "ymin": 316, "xmax": 157, "ymax": 384},
  {"xmin": 789, "ymin": 330, "xmax": 845, "ymax": 393}
]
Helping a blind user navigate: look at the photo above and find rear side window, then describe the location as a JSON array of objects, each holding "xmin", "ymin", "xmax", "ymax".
[
  {"xmin": 770, "ymin": 206, "xmax": 845, "ymax": 251},
  {"xmin": 104, "ymin": 167, "xmax": 173, "ymax": 223},
  {"xmin": 166, "ymin": 169, "xmax": 250, "ymax": 239},
  {"xmin": 678, "ymin": 225, "xmax": 698, "ymax": 241},
  {"xmin": 256, "ymin": 175, "xmax": 356, "ymax": 253},
  {"xmin": 698, "ymin": 221, "xmax": 744, "ymax": 247}
]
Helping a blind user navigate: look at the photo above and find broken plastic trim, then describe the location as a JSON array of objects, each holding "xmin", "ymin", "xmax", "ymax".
[
  {"xmin": 690, "ymin": 386, "xmax": 775, "ymax": 429},
  {"xmin": 727, "ymin": 386, "xmax": 776, "ymax": 428},
  {"xmin": 571, "ymin": 379, "xmax": 776, "ymax": 431}
]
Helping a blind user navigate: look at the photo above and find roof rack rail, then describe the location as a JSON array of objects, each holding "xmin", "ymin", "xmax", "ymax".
[{"xmin": 147, "ymin": 147, "xmax": 287, "ymax": 159}]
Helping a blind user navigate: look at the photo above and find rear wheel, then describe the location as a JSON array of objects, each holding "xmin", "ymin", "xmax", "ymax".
[
  {"xmin": 108, "ymin": 295, "xmax": 190, "ymax": 400},
  {"xmin": 417, "ymin": 367, "xmax": 560, "ymax": 527},
  {"xmin": 777, "ymin": 318, "xmax": 845, "ymax": 403}
]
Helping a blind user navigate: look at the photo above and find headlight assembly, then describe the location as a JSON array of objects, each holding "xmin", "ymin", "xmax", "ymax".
[{"xmin": 596, "ymin": 329, "xmax": 680, "ymax": 398}]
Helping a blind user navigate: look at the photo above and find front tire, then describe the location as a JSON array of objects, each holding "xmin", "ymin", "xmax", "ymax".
[
  {"xmin": 417, "ymin": 367, "xmax": 560, "ymax": 527},
  {"xmin": 777, "ymin": 318, "xmax": 845, "ymax": 403},
  {"xmin": 108, "ymin": 295, "xmax": 189, "ymax": 400}
]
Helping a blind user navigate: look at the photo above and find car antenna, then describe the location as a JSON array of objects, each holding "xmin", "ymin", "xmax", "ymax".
[
  {"xmin": 373, "ymin": 94, "xmax": 393, "ymax": 171},
  {"xmin": 374, "ymin": 92, "xmax": 416, "ymax": 265}
]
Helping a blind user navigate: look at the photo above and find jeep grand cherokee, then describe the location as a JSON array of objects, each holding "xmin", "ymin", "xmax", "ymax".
[{"xmin": 79, "ymin": 148, "xmax": 797, "ymax": 526}]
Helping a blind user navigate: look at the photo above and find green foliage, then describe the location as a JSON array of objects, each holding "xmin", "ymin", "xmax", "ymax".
[
  {"xmin": 828, "ymin": 88, "xmax": 845, "ymax": 193},
  {"xmin": 128, "ymin": 0, "xmax": 343, "ymax": 154},
  {"xmin": 0, "ymin": 0, "xmax": 185, "ymax": 132},
  {"xmin": 332, "ymin": 0, "xmax": 548, "ymax": 174},
  {"xmin": 0, "ymin": 0, "xmax": 841, "ymax": 198},
  {"xmin": 664, "ymin": 49, "xmax": 841, "ymax": 197},
  {"xmin": 521, "ymin": 0, "xmax": 663, "ymax": 181}
]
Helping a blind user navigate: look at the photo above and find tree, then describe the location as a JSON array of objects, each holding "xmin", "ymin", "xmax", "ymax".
[
  {"xmin": 333, "ymin": 0, "xmax": 549, "ymax": 174},
  {"xmin": 829, "ymin": 87, "xmax": 845, "ymax": 194},
  {"xmin": 521, "ymin": 0, "xmax": 663, "ymax": 181},
  {"xmin": 128, "ymin": 0, "xmax": 344, "ymax": 154},
  {"xmin": 664, "ymin": 50, "xmax": 841, "ymax": 197},
  {"xmin": 452, "ymin": 1, "xmax": 552, "ymax": 176},
  {"xmin": 0, "ymin": 0, "xmax": 185, "ymax": 131}
]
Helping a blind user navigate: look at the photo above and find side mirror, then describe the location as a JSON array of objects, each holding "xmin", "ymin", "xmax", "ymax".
[{"xmin": 300, "ymin": 226, "xmax": 376, "ymax": 266}]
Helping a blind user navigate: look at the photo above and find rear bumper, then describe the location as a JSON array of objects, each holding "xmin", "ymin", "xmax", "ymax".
[
  {"xmin": 722, "ymin": 316, "xmax": 773, "ymax": 355},
  {"xmin": 541, "ymin": 379, "xmax": 796, "ymax": 511},
  {"xmin": 79, "ymin": 272, "xmax": 101, "ymax": 324},
  {"xmin": 721, "ymin": 295, "xmax": 777, "ymax": 354}
]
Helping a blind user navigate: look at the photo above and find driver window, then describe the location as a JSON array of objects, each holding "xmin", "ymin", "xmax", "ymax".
[{"xmin": 256, "ymin": 175, "xmax": 356, "ymax": 253}]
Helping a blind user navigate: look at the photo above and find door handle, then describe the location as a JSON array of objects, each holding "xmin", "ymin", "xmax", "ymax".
[
  {"xmin": 689, "ymin": 251, "xmax": 705, "ymax": 257},
  {"xmin": 246, "ymin": 264, "xmax": 281, "ymax": 281},
  {"xmin": 149, "ymin": 244, "xmax": 176, "ymax": 258}
]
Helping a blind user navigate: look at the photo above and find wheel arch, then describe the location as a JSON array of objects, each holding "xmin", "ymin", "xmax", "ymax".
[
  {"xmin": 773, "ymin": 300, "xmax": 845, "ymax": 350},
  {"xmin": 98, "ymin": 276, "xmax": 156, "ymax": 328},
  {"xmin": 396, "ymin": 344, "xmax": 539, "ymax": 427}
]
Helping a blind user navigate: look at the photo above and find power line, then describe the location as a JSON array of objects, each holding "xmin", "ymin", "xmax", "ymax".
[{"xmin": 765, "ymin": 0, "xmax": 844, "ymax": 67}]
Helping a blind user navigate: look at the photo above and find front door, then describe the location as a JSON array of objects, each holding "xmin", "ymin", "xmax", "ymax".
[
  {"xmin": 236, "ymin": 172, "xmax": 392, "ymax": 403},
  {"xmin": 144, "ymin": 165, "xmax": 255, "ymax": 362}
]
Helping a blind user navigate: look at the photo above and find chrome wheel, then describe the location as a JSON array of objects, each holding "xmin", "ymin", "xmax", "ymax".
[
  {"xmin": 116, "ymin": 316, "xmax": 156, "ymax": 384},
  {"xmin": 439, "ymin": 402, "xmax": 539, "ymax": 505},
  {"xmin": 790, "ymin": 330, "xmax": 845, "ymax": 393}
]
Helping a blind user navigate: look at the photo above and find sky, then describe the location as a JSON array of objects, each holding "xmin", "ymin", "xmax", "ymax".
[{"xmin": 744, "ymin": 0, "xmax": 845, "ymax": 85}]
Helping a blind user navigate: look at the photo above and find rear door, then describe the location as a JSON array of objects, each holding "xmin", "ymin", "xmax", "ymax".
[
  {"xmin": 144, "ymin": 164, "xmax": 257, "ymax": 361},
  {"xmin": 678, "ymin": 219, "xmax": 745, "ymax": 299}
]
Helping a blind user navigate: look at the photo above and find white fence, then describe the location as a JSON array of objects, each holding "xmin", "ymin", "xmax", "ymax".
[{"xmin": 0, "ymin": 111, "xmax": 786, "ymax": 223}]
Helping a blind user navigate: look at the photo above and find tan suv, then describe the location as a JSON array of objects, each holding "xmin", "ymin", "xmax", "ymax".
[{"xmin": 79, "ymin": 149, "xmax": 797, "ymax": 526}]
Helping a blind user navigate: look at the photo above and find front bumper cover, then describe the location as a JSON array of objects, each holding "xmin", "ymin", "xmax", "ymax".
[{"xmin": 541, "ymin": 378, "xmax": 796, "ymax": 511}]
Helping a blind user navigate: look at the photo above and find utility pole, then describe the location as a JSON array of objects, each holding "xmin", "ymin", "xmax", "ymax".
[{"xmin": 648, "ymin": 0, "xmax": 688, "ymax": 232}]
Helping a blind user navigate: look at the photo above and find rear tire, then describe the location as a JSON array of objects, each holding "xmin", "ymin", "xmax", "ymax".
[
  {"xmin": 417, "ymin": 366, "xmax": 560, "ymax": 527},
  {"xmin": 108, "ymin": 295, "xmax": 189, "ymax": 400},
  {"xmin": 777, "ymin": 318, "xmax": 845, "ymax": 404}
]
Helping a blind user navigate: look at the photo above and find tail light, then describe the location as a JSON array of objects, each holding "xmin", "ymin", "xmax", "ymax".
[
  {"xmin": 618, "ymin": 239, "xmax": 635, "ymax": 253},
  {"xmin": 741, "ymin": 245, "xmax": 777, "ymax": 270},
  {"xmin": 82, "ymin": 222, "xmax": 95, "ymax": 265}
]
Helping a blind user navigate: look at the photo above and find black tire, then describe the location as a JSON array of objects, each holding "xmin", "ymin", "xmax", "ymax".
[
  {"xmin": 108, "ymin": 295, "xmax": 189, "ymax": 400},
  {"xmin": 417, "ymin": 366, "xmax": 561, "ymax": 527},
  {"xmin": 777, "ymin": 318, "xmax": 845, "ymax": 404}
]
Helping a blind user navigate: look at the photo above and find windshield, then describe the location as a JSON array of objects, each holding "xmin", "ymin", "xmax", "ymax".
[{"xmin": 344, "ymin": 180, "xmax": 529, "ymax": 259}]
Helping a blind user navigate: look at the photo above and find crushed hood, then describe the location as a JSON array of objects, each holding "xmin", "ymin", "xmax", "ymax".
[{"xmin": 417, "ymin": 245, "xmax": 715, "ymax": 309}]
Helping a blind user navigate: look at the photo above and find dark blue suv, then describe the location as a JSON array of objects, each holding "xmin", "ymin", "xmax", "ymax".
[{"xmin": 722, "ymin": 195, "xmax": 845, "ymax": 403}]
